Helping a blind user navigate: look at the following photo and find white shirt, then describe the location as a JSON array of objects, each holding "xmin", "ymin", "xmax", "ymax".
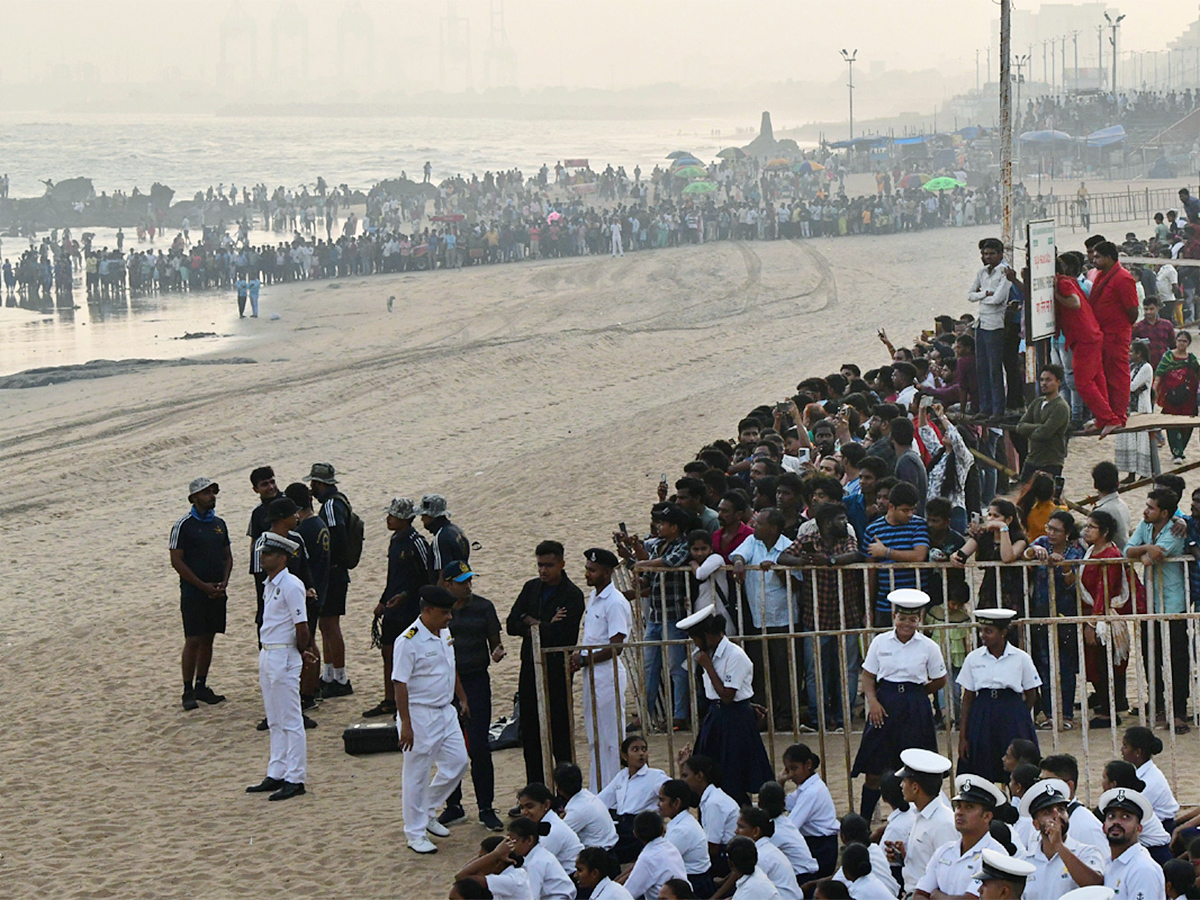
[
  {"xmin": 968, "ymin": 261, "xmax": 1012, "ymax": 331},
  {"xmin": 523, "ymin": 843, "xmax": 576, "ymax": 900},
  {"xmin": 1135, "ymin": 759, "xmax": 1179, "ymax": 821},
  {"xmin": 897, "ymin": 384, "xmax": 918, "ymax": 409},
  {"xmin": 732, "ymin": 867, "xmax": 783, "ymax": 900},
  {"xmin": 391, "ymin": 617, "xmax": 457, "ymax": 706},
  {"xmin": 731, "ymin": 533, "xmax": 795, "ymax": 627},
  {"xmin": 841, "ymin": 871, "xmax": 897, "ymax": 900},
  {"xmin": 755, "ymin": 836, "xmax": 802, "ymax": 900},
  {"xmin": 598, "ymin": 766, "xmax": 670, "ymax": 816},
  {"xmin": 915, "ymin": 834, "xmax": 1005, "ymax": 897},
  {"xmin": 1068, "ymin": 802, "xmax": 1110, "ymax": 854},
  {"xmin": 957, "ymin": 642, "xmax": 1042, "ymax": 692},
  {"xmin": 1138, "ymin": 806, "xmax": 1171, "ymax": 848},
  {"xmin": 486, "ymin": 867, "xmax": 534, "ymax": 900},
  {"xmin": 591, "ymin": 877, "xmax": 634, "ymax": 900},
  {"xmin": 1017, "ymin": 833, "xmax": 1106, "ymax": 899},
  {"xmin": 1104, "ymin": 841, "xmax": 1165, "ymax": 900},
  {"xmin": 830, "ymin": 843, "xmax": 900, "ymax": 898},
  {"xmin": 699, "ymin": 637, "xmax": 755, "ymax": 701},
  {"xmin": 700, "ymin": 784, "xmax": 740, "ymax": 844},
  {"xmin": 259, "ymin": 569, "xmax": 307, "ymax": 645},
  {"xmin": 785, "ymin": 774, "xmax": 839, "ymax": 837},
  {"xmin": 563, "ymin": 790, "xmax": 618, "ymax": 850},
  {"xmin": 862, "ymin": 630, "xmax": 947, "ymax": 684},
  {"xmin": 541, "ymin": 809, "xmax": 584, "ymax": 873},
  {"xmin": 902, "ymin": 794, "xmax": 957, "ymax": 893},
  {"xmin": 1157, "ymin": 263, "xmax": 1178, "ymax": 301},
  {"xmin": 666, "ymin": 811, "xmax": 711, "ymax": 875},
  {"xmin": 770, "ymin": 814, "xmax": 818, "ymax": 875},
  {"xmin": 582, "ymin": 582, "xmax": 633, "ymax": 656},
  {"xmin": 623, "ymin": 836, "xmax": 686, "ymax": 900},
  {"xmin": 881, "ymin": 805, "xmax": 916, "ymax": 850}
]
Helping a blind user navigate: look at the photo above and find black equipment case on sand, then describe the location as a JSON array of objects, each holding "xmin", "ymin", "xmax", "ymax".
[{"xmin": 343, "ymin": 721, "xmax": 400, "ymax": 755}]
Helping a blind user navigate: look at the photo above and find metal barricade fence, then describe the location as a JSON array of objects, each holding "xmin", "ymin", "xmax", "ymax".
[{"xmin": 531, "ymin": 555, "xmax": 1200, "ymax": 810}]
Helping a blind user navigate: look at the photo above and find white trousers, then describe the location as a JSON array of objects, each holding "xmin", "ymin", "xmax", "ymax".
[
  {"xmin": 259, "ymin": 648, "xmax": 306, "ymax": 784},
  {"xmin": 582, "ymin": 659, "xmax": 626, "ymax": 792},
  {"xmin": 399, "ymin": 704, "xmax": 469, "ymax": 841},
  {"xmin": 611, "ymin": 232, "xmax": 623, "ymax": 256}
]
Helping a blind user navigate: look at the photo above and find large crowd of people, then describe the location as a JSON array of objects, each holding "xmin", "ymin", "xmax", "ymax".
[{"xmin": 160, "ymin": 199, "xmax": 1200, "ymax": 898}]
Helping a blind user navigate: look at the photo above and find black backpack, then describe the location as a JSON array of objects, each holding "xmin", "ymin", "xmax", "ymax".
[{"xmin": 334, "ymin": 492, "xmax": 365, "ymax": 570}]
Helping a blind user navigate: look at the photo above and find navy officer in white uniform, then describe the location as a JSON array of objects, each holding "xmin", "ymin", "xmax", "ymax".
[
  {"xmin": 1016, "ymin": 778, "xmax": 1106, "ymax": 898},
  {"xmin": 246, "ymin": 532, "xmax": 315, "ymax": 801},
  {"xmin": 914, "ymin": 774, "xmax": 1008, "ymax": 899},
  {"xmin": 570, "ymin": 548, "xmax": 632, "ymax": 792},
  {"xmin": 1098, "ymin": 788, "xmax": 1165, "ymax": 900},
  {"xmin": 395, "ymin": 584, "xmax": 471, "ymax": 854},
  {"xmin": 971, "ymin": 848, "xmax": 1036, "ymax": 899}
]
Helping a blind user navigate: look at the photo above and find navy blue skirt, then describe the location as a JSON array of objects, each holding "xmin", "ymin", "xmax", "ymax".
[
  {"xmin": 694, "ymin": 698, "xmax": 774, "ymax": 802},
  {"xmin": 851, "ymin": 680, "xmax": 937, "ymax": 777},
  {"xmin": 959, "ymin": 688, "xmax": 1037, "ymax": 784},
  {"xmin": 805, "ymin": 833, "xmax": 840, "ymax": 880}
]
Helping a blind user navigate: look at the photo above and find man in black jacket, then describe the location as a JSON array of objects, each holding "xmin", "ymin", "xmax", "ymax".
[{"xmin": 505, "ymin": 540, "xmax": 584, "ymax": 796}]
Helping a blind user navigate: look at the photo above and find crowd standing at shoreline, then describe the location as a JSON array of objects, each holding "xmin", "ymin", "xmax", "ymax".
[{"xmin": 162, "ymin": 212, "xmax": 1200, "ymax": 898}]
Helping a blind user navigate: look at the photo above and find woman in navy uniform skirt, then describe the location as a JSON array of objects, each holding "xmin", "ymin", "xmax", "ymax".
[
  {"xmin": 676, "ymin": 604, "xmax": 773, "ymax": 806},
  {"xmin": 852, "ymin": 588, "xmax": 948, "ymax": 821},
  {"xmin": 957, "ymin": 607, "xmax": 1042, "ymax": 785}
]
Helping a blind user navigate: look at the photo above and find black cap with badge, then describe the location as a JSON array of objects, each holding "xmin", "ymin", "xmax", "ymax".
[{"xmin": 584, "ymin": 548, "xmax": 619, "ymax": 568}]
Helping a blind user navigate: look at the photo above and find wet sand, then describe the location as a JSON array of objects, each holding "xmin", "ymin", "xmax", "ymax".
[{"xmin": 3, "ymin": 221, "xmax": 1196, "ymax": 898}]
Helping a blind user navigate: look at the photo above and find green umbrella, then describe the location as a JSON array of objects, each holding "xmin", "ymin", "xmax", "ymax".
[
  {"xmin": 682, "ymin": 180, "xmax": 719, "ymax": 194},
  {"xmin": 674, "ymin": 165, "xmax": 708, "ymax": 179},
  {"xmin": 922, "ymin": 176, "xmax": 965, "ymax": 191},
  {"xmin": 716, "ymin": 147, "xmax": 746, "ymax": 159}
]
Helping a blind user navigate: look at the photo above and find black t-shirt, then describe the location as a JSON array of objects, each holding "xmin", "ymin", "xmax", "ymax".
[
  {"xmin": 246, "ymin": 499, "xmax": 275, "ymax": 575},
  {"xmin": 170, "ymin": 512, "xmax": 231, "ymax": 601},
  {"xmin": 449, "ymin": 593, "xmax": 501, "ymax": 676},
  {"xmin": 296, "ymin": 515, "xmax": 331, "ymax": 603}
]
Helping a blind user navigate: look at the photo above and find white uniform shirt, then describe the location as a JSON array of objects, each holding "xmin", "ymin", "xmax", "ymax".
[
  {"xmin": 391, "ymin": 617, "xmax": 456, "ymax": 706},
  {"xmin": 1138, "ymin": 806, "xmax": 1171, "ymax": 848},
  {"xmin": 486, "ymin": 867, "xmax": 533, "ymax": 900},
  {"xmin": 882, "ymin": 805, "xmax": 916, "ymax": 849},
  {"xmin": 862, "ymin": 630, "xmax": 947, "ymax": 683},
  {"xmin": 1135, "ymin": 759, "xmax": 1179, "ymax": 821},
  {"xmin": 833, "ymin": 844, "xmax": 901, "ymax": 898},
  {"xmin": 1104, "ymin": 842, "xmax": 1165, "ymax": 900},
  {"xmin": 598, "ymin": 766, "xmax": 670, "ymax": 816},
  {"xmin": 260, "ymin": 570, "xmax": 308, "ymax": 645},
  {"xmin": 541, "ymin": 809, "xmax": 584, "ymax": 874},
  {"xmin": 843, "ymin": 872, "xmax": 898, "ymax": 900},
  {"xmin": 785, "ymin": 774, "xmax": 839, "ymax": 837},
  {"xmin": 523, "ymin": 843, "xmax": 576, "ymax": 900},
  {"xmin": 666, "ymin": 811, "xmax": 711, "ymax": 875},
  {"xmin": 563, "ymin": 789, "xmax": 618, "ymax": 850},
  {"xmin": 755, "ymin": 837, "xmax": 802, "ymax": 900},
  {"xmin": 1017, "ymin": 834, "xmax": 1106, "ymax": 899},
  {"xmin": 700, "ymin": 784, "xmax": 740, "ymax": 844},
  {"xmin": 957, "ymin": 642, "xmax": 1042, "ymax": 692},
  {"xmin": 591, "ymin": 877, "xmax": 634, "ymax": 900},
  {"xmin": 771, "ymin": 814, "xmax": 818, "ymax": 876},
  {"xmin": 698, "ymin": 636, "xmax": 755, "ymax": 701},
  {"xmin": 915, "ymin": 834, "xmax": 1005, "ymax": 898},
  {"xmin": 623, "ymin": 836, "xmax": 687, "ymax": 900},
  {"xmin": 902, "ymin": 795, "xmax": 957, "ymax": 893},
  {"xmin": 582, "ymin": 582, "xmax": 633, "ymax": 659},
  {"xmin": 732, "ymin": 867, "xmax": 783, "ymax": 900},
  {"xmin": 1068, "ymin": 802, "xmax": 1110, "ymax": 854}
]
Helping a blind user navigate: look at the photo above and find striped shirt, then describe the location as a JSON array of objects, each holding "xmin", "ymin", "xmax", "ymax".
[{"xmin": 863, "ymin": 515, "xmax": 929, "ymax": 611}]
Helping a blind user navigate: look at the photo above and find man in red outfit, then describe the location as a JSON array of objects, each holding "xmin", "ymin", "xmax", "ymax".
[
  {"xmin": 1088, "ymin": 240, "xmax": 1140, "ymax": 425},
  {"xmin": 1054, "ymin": 255, "xmax": 1120, "ymax": 435}
]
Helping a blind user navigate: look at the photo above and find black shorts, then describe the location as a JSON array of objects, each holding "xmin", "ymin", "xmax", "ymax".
[
  {"xmin": 181, "ymin": 594, "xmax": 226, "ymax": 637},
  {"xmin": 380, "ymin": 608, "xmax": 408, "ymax": 646},
  {"xmin": 321, "ymin": 576, "xmax": 348, "ymax": 617}
]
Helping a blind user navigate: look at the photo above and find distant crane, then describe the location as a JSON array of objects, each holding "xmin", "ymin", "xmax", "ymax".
[
  {"xmin": 485, "ymin": 0, "xmax": 517, "ymax": 89},
  {"xmin": 219, "ymin": 0, "xmax": 259, "ymax": 82},
  {"xmin": 271, "ymin": 0, "xmax": 310, "ymax": 83},
  {"xmin": 337, "ymin": 1, "xmax": 374, "ymax": 78},
  {"xmin": 439, "ymin": 1, "xmax": 472, "ymax": 92}
]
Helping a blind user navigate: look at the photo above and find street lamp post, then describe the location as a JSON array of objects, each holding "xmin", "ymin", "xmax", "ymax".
[
  {"xmin": 840, "ymin": 48, "xmax": 858, "ymax": 141},
  {"xmin": 1104, "ymin": 12, "xmax": 1125, "ymax": 94}
]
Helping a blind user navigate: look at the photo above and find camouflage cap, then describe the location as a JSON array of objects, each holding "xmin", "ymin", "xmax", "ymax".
[
  {"xmin": 414, "ymin": 493, "xmax": 449, "ymax": 518},
  {"xmin": 386, "ymin": 497, "xmax": 416, "ymax": 519}
]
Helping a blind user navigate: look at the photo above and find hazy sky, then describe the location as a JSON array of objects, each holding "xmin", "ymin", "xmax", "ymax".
[{"xmin": 2, "ymin": 0, "xmax": 1198, "ymax": 91}]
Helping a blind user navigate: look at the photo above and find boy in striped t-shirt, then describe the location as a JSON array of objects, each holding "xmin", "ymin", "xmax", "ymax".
[{"xmin": 863, "ymin": 481, "xmax": 929, "ymax": 628}]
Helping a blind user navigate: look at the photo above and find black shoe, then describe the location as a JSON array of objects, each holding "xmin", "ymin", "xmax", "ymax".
[
  {"xmin": 319, "ymin": 678, "xmax": 338, "ymax": 698},
  {"xmin": 480, "ymin": 809, "xmax": 504, "ymax": 832},
  {"xmin": 195, "ymin": 685, "xmax": 225, "ymax": 704},
  {"xmin": 362, "ymin": 702, "xmax": 396, "ymax": 718},
  {"xmin": 303, "ymin": 714, "xmax": 318, "ymax": 729},
  {"xmin": 246, "ymin": 777, "xmax": 285, "ymax": 793},
  {"xmin": 268, "ymin": 781, "xmax": 306, "ymax": 801},
  {"xmin": 438, "ymin": 806, "xmax": 468, "ymax": 826},
  {"xmin": 301, "ymin": 693, "xmax": 319, "ymax": 711},
  {"xmin": 182, "ymin": 690, "xmax": 199, "ymax": 711},
  {"xmin": 508, "ymin": 806, "xmax": 522, "ymax": 818},
  {"xmin": 321, "ymin": 678, "xmax": 354, "ymax": 698},
  {"xmin": 256, "ymin": 717, "xmax": 269, "ymax": 731}
]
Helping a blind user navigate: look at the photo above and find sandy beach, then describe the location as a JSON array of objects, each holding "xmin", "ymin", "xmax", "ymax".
[{"xmin": 3, "ymin": 222, "xmax": 1197, "ymax": 898}]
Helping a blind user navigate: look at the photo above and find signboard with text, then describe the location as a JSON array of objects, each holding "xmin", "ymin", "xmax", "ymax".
[{"xmin": 1027, "ymin": 219, "xmax": 1057, "ymax": 342}]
